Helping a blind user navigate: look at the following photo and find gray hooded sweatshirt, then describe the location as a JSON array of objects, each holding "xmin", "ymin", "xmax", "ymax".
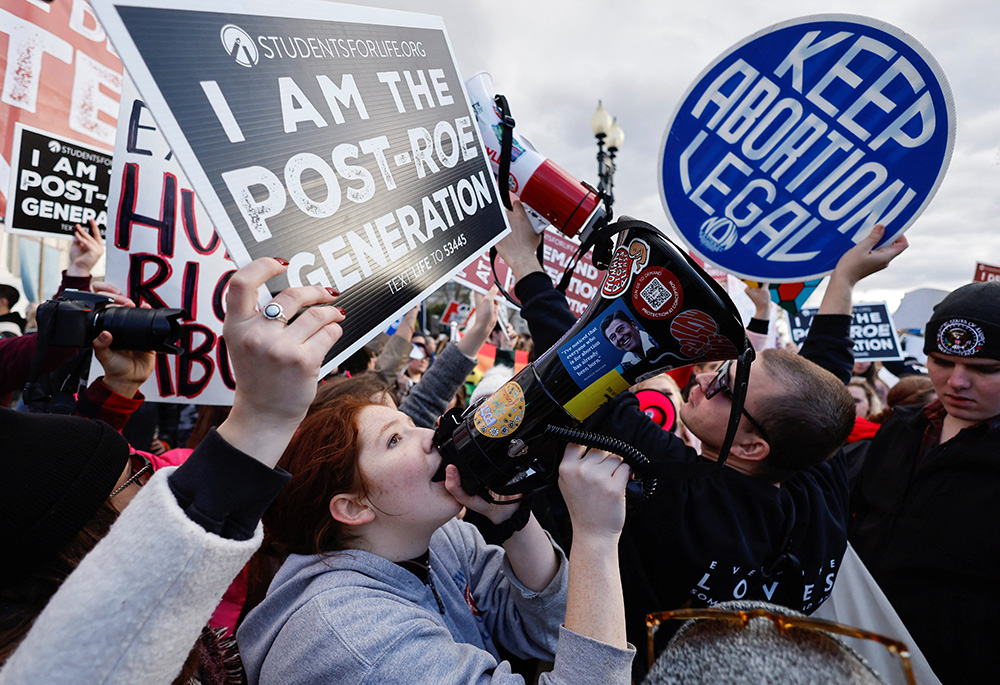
[{"xmin": 237, "ymin": 518, "xmax": 634, "ymax": 684}]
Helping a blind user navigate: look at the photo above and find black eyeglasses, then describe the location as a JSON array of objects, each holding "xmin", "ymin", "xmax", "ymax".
[{"xmin": 705, "ymin": 360, "xmax": 770, "ymax": 442}]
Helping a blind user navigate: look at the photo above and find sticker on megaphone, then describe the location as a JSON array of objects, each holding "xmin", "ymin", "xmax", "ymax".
[
  {"xmin": 433, "ymin": 218, "xmax": 753, "ymax": 505},
  {"xmin": 466, "ymin": 71, "xmax": 605, "ymax": 240}
]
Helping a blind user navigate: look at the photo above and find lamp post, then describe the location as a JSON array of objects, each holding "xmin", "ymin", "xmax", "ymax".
[{"xmin": 591, "ymin": 101, "xmax": 624, "ymax": 218}]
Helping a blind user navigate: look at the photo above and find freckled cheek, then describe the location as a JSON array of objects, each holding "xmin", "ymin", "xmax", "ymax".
[{"xmin": 377, "ymin": 463, "xmax": 429, "ymax": 495}]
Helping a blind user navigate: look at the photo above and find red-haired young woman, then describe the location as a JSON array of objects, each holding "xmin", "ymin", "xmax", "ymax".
[{"xmin": 237, "ymin": 395, "xmax": 636, "ymax": 684}]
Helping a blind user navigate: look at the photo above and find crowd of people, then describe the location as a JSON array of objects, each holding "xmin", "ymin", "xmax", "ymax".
[{"xmin": 0, "ymin": 203, "xmax": 996, "ymax": 684}]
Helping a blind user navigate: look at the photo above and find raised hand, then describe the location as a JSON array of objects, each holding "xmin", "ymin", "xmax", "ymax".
[
  {"xmin": 744, "ymin": 282, "xmax": 772, "ymax": 320},
  {"xmin": 835, "ymin": 224, "xmax": 909, "ymax": 287},
  {"xmin": 495, "ymin": 198, "xmax": 544, "ymax": 281},
  {"xmin": 819, "ymin": 224, "xmax": 909, "ymax": 316},
  {"xmin": 67, "ymin": 220, "xmax": 105, "ymax": 278},
  {"xmin": 457, "ymin": 284, "xmax": 500, "ymax": 358},
  {"xmin": 216, "ymin": 258, "xmax": 343, "ymax": 467}
]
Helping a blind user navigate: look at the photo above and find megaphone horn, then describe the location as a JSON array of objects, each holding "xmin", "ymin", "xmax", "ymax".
[{"xmin": 466, "ymin": 72, "xmax": 605, "ymax": 240}]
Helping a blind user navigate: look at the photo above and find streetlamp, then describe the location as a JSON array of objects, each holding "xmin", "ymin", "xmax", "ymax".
[{"xmin": 591, "ymin": 101, "xmax": 624, "ymax": 218}]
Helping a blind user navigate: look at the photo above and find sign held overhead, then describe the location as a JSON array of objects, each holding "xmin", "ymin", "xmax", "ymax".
[
  {"xmin": 5, "ymin": 125, "xmax": 112, "ymax": 239},
  {"xmin": 91, "ymin": 0, "xmax": 510, "ymax": 375},
  {"xmin": 660, "ymin": 14, "xmax": 955, "ymax": 283},
  {"xmin": 791, "ymin": 301, "xmax": 903, "ymax": 362}
]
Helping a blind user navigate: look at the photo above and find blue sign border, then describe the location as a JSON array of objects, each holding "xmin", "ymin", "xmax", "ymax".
[{"xmin": 659, "ymin": 14, "xmax": 955, "ymax": 282}]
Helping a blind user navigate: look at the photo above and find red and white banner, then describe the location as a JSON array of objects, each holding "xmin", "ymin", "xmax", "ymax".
[
  {"xmin": 440, "ymin": 299, "xmax": 471, "ymax": 327},
  {"xmin": 974, "ymin": 262, "xmax": 1000, "ymax": 283},
  {"xmin": 452, "ymin": 227, "xmax": 603, "ymax": 317},
  {"xmin": 1, "ymin": 0, "xmax": 123, "ymax": 216},
  {"xmin": 94, "ymin": 78, "xmax": 236, "ymax": 405}
]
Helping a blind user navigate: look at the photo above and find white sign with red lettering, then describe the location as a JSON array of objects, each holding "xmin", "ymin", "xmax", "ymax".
[
  {"xmin": 94, "ymin": 78, "xmax": 237, "ymax": 405},
  {"xmin": 1, "ymin": 0, "xmax": 123, "ymax": 216},
  {"xmin": 452, "ymin": 227, "xmax": 603, "ymax": 317}
]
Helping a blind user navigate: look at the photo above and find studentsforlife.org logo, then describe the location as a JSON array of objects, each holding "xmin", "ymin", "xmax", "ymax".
[
  {"xmin": 220, "ymin": 24, "xmax": 259, "ymax": 68},
  {"xmin": 218, "ymin": 22, "xmax": 428, "ymax": 67}
]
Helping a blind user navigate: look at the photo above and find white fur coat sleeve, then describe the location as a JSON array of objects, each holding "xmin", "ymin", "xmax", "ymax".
[{"xmin": 0, "ymin": 467, "xmax": 262, "ymax": 685}]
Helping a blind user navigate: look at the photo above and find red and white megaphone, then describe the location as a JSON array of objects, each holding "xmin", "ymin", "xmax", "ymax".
[{"xmin": 466, "ymin": 72, "xmax": 605, "ymax": 240}]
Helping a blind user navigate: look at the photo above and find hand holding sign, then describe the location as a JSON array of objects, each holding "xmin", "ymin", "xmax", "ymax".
[
  {"xmin": 217, "ymin": 258, "xmax": 344, "ymax": 467},
  {"xmin": 495, "ymin": 199, "xmax": 545, "ymax": 281},
  {"xmin": 832, "ymin": 224, "xmax": 909, "ymax": 289},
  {"xmin": 818, "ymin": 224, "xmax": 908, "ymax": 326},
  {"xmin": 457, "ymin": 284, "xmax": 501, "ymax": 359},
  {"xmin": 743, "ymin": 282, "xmax": 772, "ymax": 319}
]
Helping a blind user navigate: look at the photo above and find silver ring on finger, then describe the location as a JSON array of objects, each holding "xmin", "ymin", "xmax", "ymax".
[{"xmin": 262, "ymin": 302, "xmax": 288, "ymax": 324}]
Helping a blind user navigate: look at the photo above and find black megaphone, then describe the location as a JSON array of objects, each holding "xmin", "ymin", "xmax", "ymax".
[{"xmin": 434, "ymin": 218, "xmax": 754, "ymax": 504}]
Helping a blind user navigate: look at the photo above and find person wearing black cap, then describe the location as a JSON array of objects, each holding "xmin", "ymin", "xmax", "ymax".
[
  {"xmin": 850, "ymin": 280, "xmax": 1000, "ymax": 683},
  {"xmin": 0, "ymin": 258, "xmax": 345, "ymax": 683}
]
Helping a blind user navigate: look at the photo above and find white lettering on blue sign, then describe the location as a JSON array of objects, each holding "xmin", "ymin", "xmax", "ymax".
[{"xmin": 660, "ymin": 16, "xmax": 954, "ymax": 282}]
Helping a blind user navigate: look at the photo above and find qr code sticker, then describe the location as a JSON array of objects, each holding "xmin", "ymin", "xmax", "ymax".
[{"xmin": 640, "ymin": 277, "xmax": 672, "ymax": 311}]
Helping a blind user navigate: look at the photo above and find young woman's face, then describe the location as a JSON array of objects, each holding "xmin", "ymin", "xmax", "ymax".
[
  {"xmin": 847, "ymin": 384, "xmax": 871, "ymax": 418},
  {"xmin": 356, "ymin": 404, "xmax": 462, "ymax": 530}
]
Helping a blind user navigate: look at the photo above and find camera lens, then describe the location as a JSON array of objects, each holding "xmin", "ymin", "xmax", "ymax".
[{"xmin": 94, "ymin": 306, "xmax": 187, "ymax": 353}]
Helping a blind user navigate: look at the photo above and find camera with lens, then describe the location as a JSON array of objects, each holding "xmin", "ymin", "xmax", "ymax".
[{"xmin": 35, "ymin": 289, "xmax": 187, "ymax": 353}]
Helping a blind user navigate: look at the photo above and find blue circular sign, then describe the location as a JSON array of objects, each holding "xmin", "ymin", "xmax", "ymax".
[{"xmin": 659, "ymin": 15, "xmax": 955, "ymax": 282}]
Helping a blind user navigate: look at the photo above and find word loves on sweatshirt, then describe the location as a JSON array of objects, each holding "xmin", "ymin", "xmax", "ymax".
[{"xmin": 689, "ymin": 556, "xmax": 839, "ymax": 612}]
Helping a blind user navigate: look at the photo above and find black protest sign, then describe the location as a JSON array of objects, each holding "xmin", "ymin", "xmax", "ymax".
[
  {"xmin": 790, "ymin": 302, "xmax": 903, "ymax": 362},
  {"xmin": 93, "ymin": 0, "xmax": 508, "ymax": 373},
  {"xmin": 5, "ymin": 125, "xmax": 112, "ymax": 238}
]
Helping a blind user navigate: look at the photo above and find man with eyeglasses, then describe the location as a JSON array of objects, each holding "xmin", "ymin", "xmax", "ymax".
[
  {"xmin": 850, "ymin": 279, "xmax": 1000, "ymax": 683},
  {"xmin": 494, "ymin": 200, "xmax": 909, "ymax": 677},
  {"xmin": 594, "ymin": 226, "xmax": 907, "ymax": 676}
]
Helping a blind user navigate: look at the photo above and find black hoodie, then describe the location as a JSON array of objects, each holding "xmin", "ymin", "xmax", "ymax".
[
  {"xmin": 511, "ymin": 272, "xmax": 855, "ymax": 676},
  {"xmin": 591, "ymin": 391, "xmax": 849, "ymax": 675}
]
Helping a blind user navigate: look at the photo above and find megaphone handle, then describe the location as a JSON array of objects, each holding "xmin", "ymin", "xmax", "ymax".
[
  {"xmin": 493, "ymin": 93, "xmax": 515, "ymax": 211},
  {"xmin": 489, "ymin": 238, "xmax": 546, "ymax": 307},
  {"xmin": 542, "ymin": 424, "xmax": 657, "ymax": 503}
]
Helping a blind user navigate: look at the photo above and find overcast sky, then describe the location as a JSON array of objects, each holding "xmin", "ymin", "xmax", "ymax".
[{"xmin": 368, "ymin": 0, "xmax": 1000, "ymax": 309}]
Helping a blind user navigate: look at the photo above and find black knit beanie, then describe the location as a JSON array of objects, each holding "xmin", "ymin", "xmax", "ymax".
[
  {"xmin": 923, "ymin": 281, "xmax": 1000, "ymax": 359},
  {"xmin": 0, "ymin": 408, "xmax": 130, "ymax": 585}
]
